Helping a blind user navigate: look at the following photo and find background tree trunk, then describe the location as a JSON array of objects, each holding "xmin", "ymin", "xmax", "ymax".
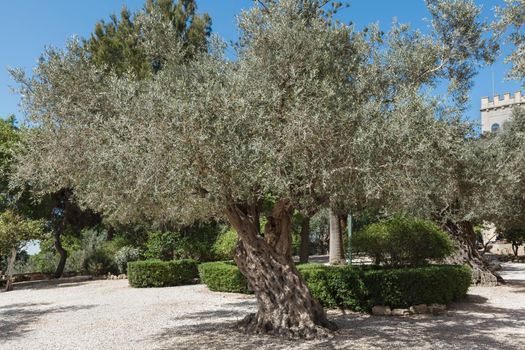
[
  {"xmin": 512, "ymin": 242, "xmax": 519, "ymax": 257},
  {"xmin": 329, "ymin": 209, "xmax": 345, "ymax": 265},
  {"xmin": 53, "ymin": 224, "xmax": 67, "ymax": 279},
  {"xmin": 299, "ymin": 216, "xmax": 310, "ymax": 264},
  {"xmin": 226, "ymin": 201, "xmax": 334, "ymax": 339},
  {"xmin": 443, "ymin": 221, "xmax": 500, "ymax": 286},
  {"xmin": 5, "ymin": 247, "xmax": 17, "ymax": 291}
]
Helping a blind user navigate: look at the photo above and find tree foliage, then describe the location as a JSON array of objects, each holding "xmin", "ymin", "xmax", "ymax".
[
  {"xmin": 0, "ymin": 116, "xmax": 20, "ymax": 211},
  {"xmin": 495, "ymin": 0, "xmax": 525, "ymax": 83},
  {"xmin": 0, "ymin": 210, "xmax": 45, "ymax": 256},
  {"xmin": 11, "ymin": 0, "xmax": 495, "ymax": 225},
  {"xmin": 85, "ymin": 0, "xmax": 211, "ymax": 78}
]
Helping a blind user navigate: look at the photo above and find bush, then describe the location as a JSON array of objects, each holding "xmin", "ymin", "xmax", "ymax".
[
  {"xmin": 212, "ymin": 229, "xmax": 238, "ymax": 260},
  {"xmin": 145, "ymin": 222, "xmax": 223, "ymax": 262},
  {"xmin": 145, "ymin": 231, "xmax": 178, "ymax": 261},
  {"xmin": 198, "ymin": 262, "xmax": 471, "ymax": 311},
  {"xmin": 127, "ymin": 259, "xmax": 199, "ymax": 288},
  {"xmin": 26, "ymin": 251, "xmax": 57, "ymax": 274},
  {"xmin": 198, "ymin": 261, "xmax": 250, "ymax": 293},
  {"xmin": 297, "ymin": 264, "xmax": 368, "ymax": 311},
  {"xmin": 114, "ymin": 246, "xmax": 141, "ymax": 274},
  {"xmin": 362, "ymin": 265, "xmax": 472, "ymax": 308},
  {"xmin": 352, "ymin": 216, "xmax": 454, "ymax": 266},
  {"xmin": 83, "ymin": 248, "xmax": 117, "ymax": 276}
]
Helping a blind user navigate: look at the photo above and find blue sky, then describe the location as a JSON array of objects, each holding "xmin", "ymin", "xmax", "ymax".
[{"xmin": 0, "ymin": 0, "xmax": 522, "ymax": 124}]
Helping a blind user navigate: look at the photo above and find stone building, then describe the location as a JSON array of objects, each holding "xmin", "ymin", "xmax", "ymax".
[{"xmin": 480, "ymin": 91, "xmax": 524, "ymax": 133}]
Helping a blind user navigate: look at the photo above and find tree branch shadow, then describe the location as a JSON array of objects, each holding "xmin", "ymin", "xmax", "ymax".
[
  {"xmin": 0, "ymin": 302, "xmax": 97, "ymax": 340},
  {"xmin": 150, "ymin": 291, "xmax": 525, "ymax": 350}
]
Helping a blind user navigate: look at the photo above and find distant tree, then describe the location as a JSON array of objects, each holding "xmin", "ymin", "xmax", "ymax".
[
  {"xmin": 85, "ymin": 0, "xmax": 211, "ymax": 78},
  {"xmin": 0, "ymin": 210, "xmax": 45, "ymax": 291},
  {"xmin": 0, "ymin": 116, "xmax": 20, "ymax": 210},
  {"xmin": 502, "ymin": 227, "xmax": 525, "ymax": 256}
]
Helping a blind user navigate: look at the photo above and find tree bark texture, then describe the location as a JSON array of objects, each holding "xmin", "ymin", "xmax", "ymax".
[
  {"xmin": 329, "ymin": 209, "xmax": 345, "ymax": 265},
  {"xmin": 5, "ymin": 247, "xmax": 17, "ymax": 291},
  {"xmin": 299, "ymin": 216, "xmax": 310, "ymax": 264},
  {"xmin": 226, "ymin": 200, "xmax": 334, "ymax": 339},
  {"xmin": 443, "ymin": 221, "xmax": 500, "ymax": 286}
]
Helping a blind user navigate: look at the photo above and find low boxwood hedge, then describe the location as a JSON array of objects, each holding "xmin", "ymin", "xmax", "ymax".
[
  {"xmin": 198, "ymin": 261, "xmax": 250, "ymax": 293},
  {"xmin": 198, "ymin": 261, "xmax": 471, "ymax": 311},
  {"xmin": 362, "ymin": 265, "xmax": 472, "ymax": 308},
  {"xmin": 127, "ymin": 259, "xmax": 199, "ymax": 288},
  {"xmin": 300, "ymin": 264, "xmax": 471, "ymax": 311}
]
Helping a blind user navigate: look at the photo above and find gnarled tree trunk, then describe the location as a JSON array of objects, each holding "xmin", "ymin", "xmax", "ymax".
[
  {"xmin": 329, "ymin": 209, "xmax": 345, "ymax": 265},
  {"xmin": 5, "ymin": 247, "xmax": 17, "ymax": 291},
  {"xmin": 226, "ymin": 200, "xmax": 334, "ymax": 339},
  {"xmin": 443, "ymin": 221, "xmax": 500, "ymax": 286},
  {"xmin": 299, "ymin": 216, "xmax": 310, "ymax": 264}
]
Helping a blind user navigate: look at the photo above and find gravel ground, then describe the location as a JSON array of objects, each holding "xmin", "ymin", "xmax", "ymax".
[{"xmin": 1, "ymin": 263, "xmax": 524, "ymax": 350}]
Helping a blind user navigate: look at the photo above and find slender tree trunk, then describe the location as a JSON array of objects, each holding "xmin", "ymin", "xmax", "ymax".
[
  {"xmin": 5, "ymin": 247, "xmax": 17, "ymax": 291},
  {"xmin": 226, "ymin": 200, "xmax": 334, "ymax": 339},
  {"xmin": 53, "ymin": 224, "xmax": 67, "ymax": 279},
  {"xmin": 299, "ymin": 216, "xmax": 310, "ymax": 264},
  {"xmin": 106, "ymin": 226, "xmax": 115, "ymax": 241},
  {"xmin": 329, "ymin": 209, "xmax": 344, "ymax": 265},
  {"xmin": 443, "ymin": 221, "xmax": 500, "ymax": 286},
  {"xmin": 512, "ymin": 241, "xmax": 519, "ymax": 257}
]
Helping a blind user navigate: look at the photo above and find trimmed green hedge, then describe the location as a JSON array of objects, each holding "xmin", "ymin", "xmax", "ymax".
[
  {"xmin": 362, "ymin": 265, "xmax": 471, "ymax": 308},
  {"xmin": 298, "ymin": 264, "xmax": 368, "ymax": 311},
  {"xmin": 300, "ymin": 264, "xmax": 471, "ymax": 311},
  {"xmin": 198, "ymin": 262, "xmax": 471, "ymax": 311},
  {"xmin": 198, "ymin": 261, "xmax": 250, "ymax": 293},
  {"xmin": 127, "ymin": 259, "xmax": 199, "ymax": 288}
]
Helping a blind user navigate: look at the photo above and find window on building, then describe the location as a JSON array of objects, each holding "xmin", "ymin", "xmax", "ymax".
[{"xmin": 491, "ymin": 123, "xmax": 500, "ymax": 133}]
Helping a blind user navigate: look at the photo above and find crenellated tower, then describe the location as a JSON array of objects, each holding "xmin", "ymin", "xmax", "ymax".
[{"xmin": 480, "ymin": 91, "xmax": 524, "ymax": 133}]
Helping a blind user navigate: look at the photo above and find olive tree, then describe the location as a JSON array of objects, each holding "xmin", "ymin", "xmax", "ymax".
[{"xmin": 11, "ymin": 0, "xmax": 494, "ymax": 338}]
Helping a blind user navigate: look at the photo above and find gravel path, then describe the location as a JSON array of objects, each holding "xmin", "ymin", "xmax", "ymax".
[{"xmin": 1, "ymin": 263, "xmax": 524, "ymax": 350}]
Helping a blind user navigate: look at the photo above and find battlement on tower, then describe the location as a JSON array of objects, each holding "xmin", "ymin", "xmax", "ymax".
[{"xmin": 481, "ymin": 91, "xmax": 524, "ymax": 110}]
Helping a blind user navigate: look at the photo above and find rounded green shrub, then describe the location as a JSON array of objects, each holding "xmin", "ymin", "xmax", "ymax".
[
  {"xmin": 127, "ymin": 259, "xmax": 198, "ymax": 288},
  {"xmin": 198, "ymin": 261, "xmax": 250, "ymax": 293},
  {"xmin": 352, "ymin": 216, "xmax": 454, "ymax": 266},
  {"xmin": 212, "ymin": 229, "xmax": 238, "ymax": 261}
]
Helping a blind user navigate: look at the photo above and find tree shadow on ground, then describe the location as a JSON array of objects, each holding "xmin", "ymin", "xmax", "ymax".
[
  {"xmin": 0, "ymin": 302, "xmax": 97, "ymax": 340},
  {"xmin": 498, "ymin": 278, "xmax": 525, "ymax": 293},
  {"xmin": 151, "ymin": 292, "xmax": 525, "ymax": 350}
]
